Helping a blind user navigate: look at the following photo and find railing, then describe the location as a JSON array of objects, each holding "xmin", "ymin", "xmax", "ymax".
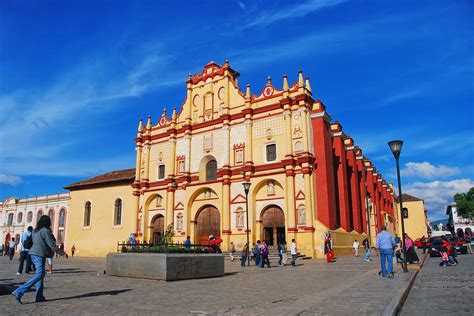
[{"xmin": 117, "ymin": 242, "xmax": 215, "ymax": 254}]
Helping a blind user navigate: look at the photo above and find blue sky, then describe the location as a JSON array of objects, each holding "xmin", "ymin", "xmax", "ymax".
[{"xmin": 0, "ymin": 0, "xmax": 473, "ymax": 221}]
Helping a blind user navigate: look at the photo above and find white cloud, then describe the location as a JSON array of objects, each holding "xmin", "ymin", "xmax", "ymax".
[
  {"xmin": 244, "ymin": 0, "xmax": 346, "ymax": 28},
  {"xmin": 401, "ymin": 161, "xmax": 460, "ymax": 179},
  {"xmin": 404, "ymin": 178, "xmax": 474, "ymax": 220},
  {"xmin": 0, "ymin": 174, "xmax": 22, "ymax": 185}
]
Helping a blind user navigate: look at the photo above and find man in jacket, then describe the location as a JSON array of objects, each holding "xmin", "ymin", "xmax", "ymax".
[
  {"xmin": 376, "ymin": 225, "xmax": 396, "ymax": 278},
  {"xmin": 17, "ymin": 226, "xmax": 33, "ymax": 275}
]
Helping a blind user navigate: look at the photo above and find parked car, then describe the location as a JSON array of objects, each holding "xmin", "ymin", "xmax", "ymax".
[
  {"xmin": 429, "ymin": 237, "xmax": 444, "ymax": 257},
  {"xmin": 414, "ymin": 238, "xmax": 430, "ymax": 248},
  {"xmin": 447, "ymin": 236, "xmax": 469, "ymax": 254}
]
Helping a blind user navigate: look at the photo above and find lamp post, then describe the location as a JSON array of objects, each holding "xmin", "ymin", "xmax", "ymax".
[
  {"xmin": 388, "ymin": 140, "xmax": 409, "ymax": 273},
  {"xmin": 242, "ymin": 182, "xmax": 251, "ymax": 267}
]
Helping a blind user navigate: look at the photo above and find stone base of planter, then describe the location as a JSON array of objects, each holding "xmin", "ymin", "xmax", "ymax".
[{"xmin": 106, "ymin": 253, "xmax": 225, "ymax": 281}]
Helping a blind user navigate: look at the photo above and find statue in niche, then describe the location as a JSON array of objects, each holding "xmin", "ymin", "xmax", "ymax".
[
  {"xmin": 204, "ymin": 189, "xmax": 211, "ymax": 199},
  {"xmin": 236, "ymin": 208, "xmax": 244, "ymax": 227},
  {"xmin": 176, "ymin": 214, "xmax": 183, "ymax": 231},
  {"xmin": 267, "ymin": 181, "xmax": 275, "ymax": 195},
  {"xmin": 156, "ymin": 195, "xmax": 162, "ymax": 207},
  {"xmin": 298, "ymin": 205, "xmax": 306, "ymax": 225}
]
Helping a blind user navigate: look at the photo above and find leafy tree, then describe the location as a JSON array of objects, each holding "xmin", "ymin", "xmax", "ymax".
[{"xmin": 454, "ymin": 187, "xmax": 474, "ymax": 219}]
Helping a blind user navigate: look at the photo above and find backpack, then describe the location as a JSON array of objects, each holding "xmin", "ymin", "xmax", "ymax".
[{"xmin": 24, "ymin": 235, "xmax": 33, "ymax": 249}]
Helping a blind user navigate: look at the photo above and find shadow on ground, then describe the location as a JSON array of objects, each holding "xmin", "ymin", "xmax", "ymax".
[{"xmin": 26, "ymin": 289, "xmax": 134, "ymax": 303}]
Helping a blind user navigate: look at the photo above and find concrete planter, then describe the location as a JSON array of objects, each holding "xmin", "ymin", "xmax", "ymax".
[{"xmin": 106, "ymin": 253, "xmax": 224, "ymax": 281}]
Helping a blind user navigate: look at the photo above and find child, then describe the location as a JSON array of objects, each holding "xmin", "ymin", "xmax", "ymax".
[
  {"xmin": 353, "ymin": 239, "xmax": 359, "ymax": 257},
  {"xmin": 439, "ymin": 247, "xmax": 449, "ymax": 267},
  {"xmin": 394, "ymin": 242, "xmax": 403, "ymax": 263}
]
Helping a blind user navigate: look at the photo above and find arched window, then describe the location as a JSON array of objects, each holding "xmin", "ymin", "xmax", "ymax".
[
  {"xmin": 27, "ymin": 211, "xmax": 33, "ymax": 223},
  {"xmin": 206, "ymin": 160, "xmax": 217, "ymax": 181},
  {"xmin": 114, "ymin": 199, "xmax": 122, "ymax": 226},
  {"xmin": 7, "ymin": 213, "xmax": 14, "ymax": 226},
  {"xmin": 84, "ymin": 202, "xmax": 91, "ymax": 227},
  {"xmin": 17, "ymin": 212, "xmax": 23, "ymax": 224},
  {"xmin": 59, "ymin": 209, "xmax": 65, "ymax": 228},
  {"xmin": 48, "ymin": 209, "xmax": 54, "ymax": 230},
  {"xmin": 37, "ymin": 210, "xmax": 43, "ymax": 221}
]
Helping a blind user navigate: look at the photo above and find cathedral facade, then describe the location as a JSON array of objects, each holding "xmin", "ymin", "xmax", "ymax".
[{"xmin": 132, "ymin": 61, "xmax": 397, "ymax": 257}]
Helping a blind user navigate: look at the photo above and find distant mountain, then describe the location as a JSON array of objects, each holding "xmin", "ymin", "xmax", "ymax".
[{"xmin": 430, "ymin": 219, "xmax": 447, "ymax": 226}]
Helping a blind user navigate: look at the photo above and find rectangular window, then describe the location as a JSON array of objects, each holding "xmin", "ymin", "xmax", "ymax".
[
  {"xmin": 158, "ymin": 164, "xmax": 165, "ymax": 180},
  {"xmin": 266, "ymin": 144, "xmax": 276, "ymax": 162}
]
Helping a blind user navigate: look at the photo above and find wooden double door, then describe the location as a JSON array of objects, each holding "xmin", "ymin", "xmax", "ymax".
[
  {"xmin": 152, "ymin": 215, "xmax": 165, "ymax": 244},
  {"xmin": 195, "ymin": 206, "xmax": 220, "ymax": 245},
  {"xmin": 262, "ymin": 206, "xmax": 285, "ymax": 246}
]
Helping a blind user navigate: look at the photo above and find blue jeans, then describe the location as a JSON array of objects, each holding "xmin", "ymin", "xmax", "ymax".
[
  {"xmin": 13, "ymin": 255, "xmax": 46, "ymax": 301},
  {"xmin": 364, "ymin": 249, "xmax": 370, "ymax": 261},
  {"xmin": 379, "ymin": 248, "xmax": 393, "ymax": 277}
]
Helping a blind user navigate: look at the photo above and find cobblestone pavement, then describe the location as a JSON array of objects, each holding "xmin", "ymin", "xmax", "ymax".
[
  {"xmin": 401, "ymin": 252, "xmax": 474, "ymax": 315},
  {"xmin": 1, "ymin": 253, "xmax": 415, "ymax": 315}
]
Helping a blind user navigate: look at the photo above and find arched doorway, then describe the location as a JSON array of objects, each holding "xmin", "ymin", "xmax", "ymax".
[
  {"xmin": 195, "ymin": 206, "xmax": 220, "ymax": 245},
  {"xmin": 152, "ymin": 214, "xmax": 165, "ymax": 244},
  {"xmin": 261, "ymin": 206, "xmax": 285, "ymax": 246}
]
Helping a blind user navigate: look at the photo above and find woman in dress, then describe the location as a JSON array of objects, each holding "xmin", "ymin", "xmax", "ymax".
[{"xmin": 12, "ymin": 215, "xmax": 56, "ymax": 303}]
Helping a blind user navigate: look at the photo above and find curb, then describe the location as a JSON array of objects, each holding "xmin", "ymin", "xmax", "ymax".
[{"xmin": 383, "ymin": 253, "xmax": 428, "ymax": 316}]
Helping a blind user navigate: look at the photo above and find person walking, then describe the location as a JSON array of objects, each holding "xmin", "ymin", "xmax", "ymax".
[
  {"xmin": 259, "ymin": 241, "xmax": 270, "ymax": 268},
  {"xmin": 71, "ymin": 244, "xmax": 76, "ymax": 257},
  {"xmin": 17, "ymin": 226, "xmax": 33, "ymax": 275},
  {"xmin": 324, "ymin": 233, "xmax": 334, "ymax": 263},
  {"xmin": 290, "ymin": 239, "xmax": 297, "ymax": 266},
  {"xmin": 8, "ymin": 238, "xmax": 16, "ymax": 260},
  {"xmin": 353, "ymin": 239, "xmax": 359, "ymax": 257},
  {"xmin": 184, "ymin": 236, "xmax": 191, "ymax": 249},
  {"xmin": 281, "ymin": 241, "xmax": 288, "ymax": 265},
  {"xmin": 240, "ymin": 243, "xmax": 248, "ymax": 267},
  {"xmin": 362, "ymin": 237, "xmax": 371, "ymax": 262},
  {"xmin": 375, "ymin": 225, "xmax": 396, "ymax": 278},
  {"xmin": 277, "ymin": 242, "xmax": 283, "ymax": 265},
  {"xmin": 12, "ymin": 215, "xmax": 56, "ymax": 303},
  {"xmin": 229, "ymin": 241, "xmax": 236, "ymax": 262},
  {"xmin": 253, "ymin": 241, "xmax": 261, "ymax": 266}
]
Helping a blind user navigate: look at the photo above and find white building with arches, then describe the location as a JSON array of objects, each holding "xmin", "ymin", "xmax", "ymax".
[{"xmin": 1, "ymin": 194, "xmax": 70, "ymax": 249}]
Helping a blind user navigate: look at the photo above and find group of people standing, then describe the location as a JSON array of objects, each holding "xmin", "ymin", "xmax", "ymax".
[{"xmin": 238, "ymin": 239, "xmax": 298, "ymax": 268}]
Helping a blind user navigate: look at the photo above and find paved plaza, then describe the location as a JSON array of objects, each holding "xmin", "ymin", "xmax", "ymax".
[
  {"xmin": 401, "ymin": 251, "xmax": 474, "ymax": 315},
  {"xmin": 1, "ymin": 252, "xmax": 418, "ymax": 315}
]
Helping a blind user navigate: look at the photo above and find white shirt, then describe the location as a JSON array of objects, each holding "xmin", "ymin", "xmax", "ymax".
[
  {"xmin": 290, "ymin": 242, "xmax": 297, "ymax": 255},
  {"xmin": 9, "ymin": 240, "xmax": 16, "ymax": 248},
  {"xmin": 353, "ymin": 241, "xmax": 359, "ymax": 249}
]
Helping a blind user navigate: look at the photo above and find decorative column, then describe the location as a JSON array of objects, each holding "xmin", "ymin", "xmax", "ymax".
[
  {"xmin": 285, "ymin": 168, "xmax": 297, "ymax": 239},
  {"xmin": 166, "ymin": 187, "xmax": 175, "ymax": 229},
  {"xmin": 133, "ymin": 119, "xmax": 143, "ymax": 234},
  {"xmin": 221, "ymin": 178, "xmax": 231, "ymax": 250},
  {"xmin": 302, "ymin": 169, "xmax": 314, "ymax": 229},
  {"xmin": 244, "ymin": 84, "xmax": 253, "ymax": 165},
  {"xmin": 331, "ymin": 122, "xmax": 351, "ymax": 231},
  {"xmin": 345, "ymin": 138, "xmax": 362, "ymax": 233},
  {"xmin": 356, "ymin": 150, "xmax": 368, "ymax": 234}
]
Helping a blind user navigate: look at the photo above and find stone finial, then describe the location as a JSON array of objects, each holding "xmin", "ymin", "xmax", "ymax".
[
  {"xmin": 282, "ymin": 74, "xmax": 289, "ymax": 91},
  {"xmin": 267, "ymin": 76, "xmax": 272, "ymax": 85},
  {"xmin": 298, "ymin": 70, "xmax": 304, "ymax": 86},
  {"xmin": 137, "ymin": 119, "xmax": 143, "ymax": 132},
  {"xmin": 171, "ymin": 107, "xmax": 177, "ymax": 120},
  {"xmin": 245, "ymin": 84, "xmax": 251, "ymax": 99},
  {"xmin": 146, "ymin": 116, "xmax": 152, "ymax": 129},
  {"xmin": 162, "ymin": 108, "xmax": 167, "ymax": 117},
  {"xmin": 305, "ymin": 77, "xmax": 312, "ymax": 93}
]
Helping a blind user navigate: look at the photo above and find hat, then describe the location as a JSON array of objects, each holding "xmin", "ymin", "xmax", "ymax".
[{"xmin": 208, "ymin": 235, "xmax": 214, "ymax": 239}]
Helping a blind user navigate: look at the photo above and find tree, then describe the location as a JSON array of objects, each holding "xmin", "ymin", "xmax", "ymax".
[{"xmin": 454, "ymin": 187, "xmax": 474, "ymax": 219}]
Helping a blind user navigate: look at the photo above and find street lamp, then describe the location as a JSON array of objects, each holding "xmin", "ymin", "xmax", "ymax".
[
  {"xmin": 388, "ymin": 140, "xmax": 409, "ymax": 273},
  {"xmin": 242, "ymin": 182, "xmax": 251, "ymax": 267}
]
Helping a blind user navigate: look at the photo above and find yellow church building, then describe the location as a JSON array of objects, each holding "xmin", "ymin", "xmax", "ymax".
[{"xmin": 65, "ymin": 61, "xmax": 408, "ymax": 258}]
